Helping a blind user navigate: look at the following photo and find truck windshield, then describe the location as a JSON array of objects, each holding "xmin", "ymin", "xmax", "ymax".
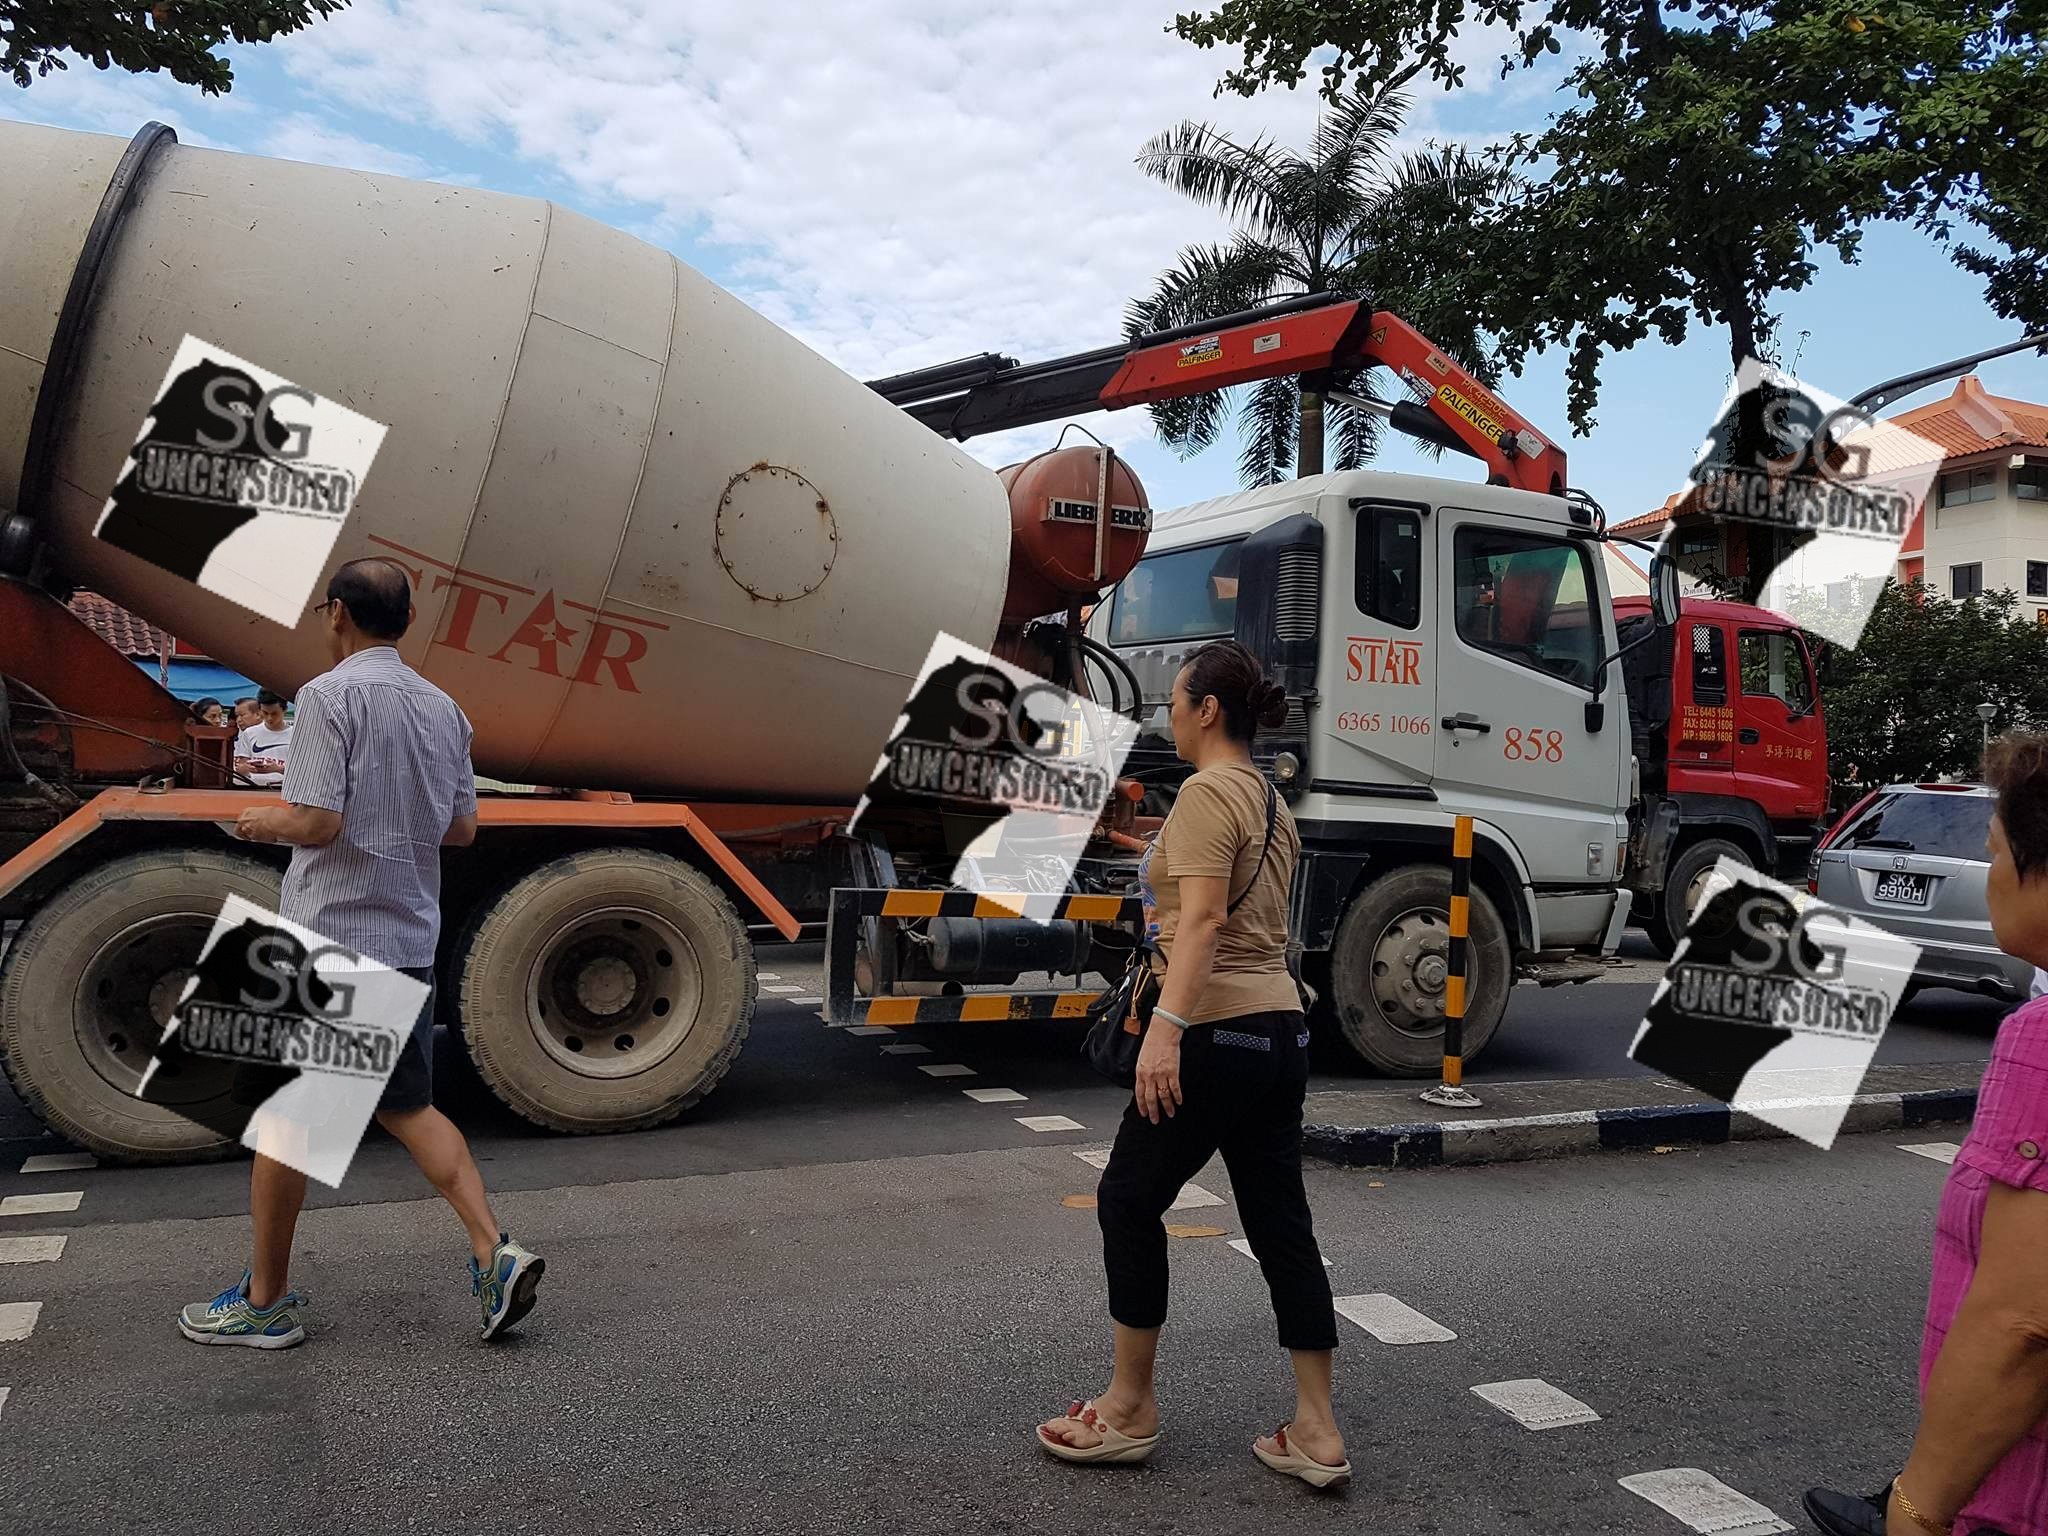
[
  {"xmin": 1839, "ymin": 791, "xmax": 1994, "ymax": 862},
  {"xmin": 1452, "ymin": 528, "xmax": 1603, "ymax": 688},
  {"xmin": 1110, "ymin": 540, "xmax": 1243, "ymax": 645}
]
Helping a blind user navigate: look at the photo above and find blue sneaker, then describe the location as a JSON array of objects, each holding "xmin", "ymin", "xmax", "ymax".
[
  {"xmin": 469, "ymin": 1234, "xmax": 543, "ymax": 1340},
  {"xmin": 178, "ymin": 1271, "xmax": 307, "ymax": 1349}
]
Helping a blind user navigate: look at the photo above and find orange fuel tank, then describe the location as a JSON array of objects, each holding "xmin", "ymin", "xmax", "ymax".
[{"xmin": 998, "ymin": 447, "xmax": 1149, "ymax": 623}]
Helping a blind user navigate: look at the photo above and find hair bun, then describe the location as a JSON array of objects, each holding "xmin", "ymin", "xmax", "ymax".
[{"xmin": 1255, "ymin": 679, "xmax": 1290, "ymax": 728}]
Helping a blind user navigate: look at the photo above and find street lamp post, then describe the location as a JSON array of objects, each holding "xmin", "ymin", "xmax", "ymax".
[{"xmin": 1978, "ymin": 702, "xmax": 1997, "ymax": 756}]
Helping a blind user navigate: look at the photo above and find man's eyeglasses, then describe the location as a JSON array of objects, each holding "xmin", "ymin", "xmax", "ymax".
[{"xmin": 313, "ymin": 598, "xmax": 342, "ymax": 617}]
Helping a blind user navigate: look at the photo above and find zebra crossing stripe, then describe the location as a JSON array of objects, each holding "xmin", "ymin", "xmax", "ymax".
[
  {"xmin": 18, "ymin": 1154, "xmax": 95, "ymax": 1175},
  {"xmin": 0, "ymin": 1237, "xmax": 65, "ymax": 1265},
  {"xmin": 1333, "ymin": 1294, "xmax": 1456, "ymax": 1344},
  {"xmin": 1618, "ymin": 1469, "xmax": 1790, "ymax": 1534},
  {"xmin": 1470, "ymin": 1379, "xmax": 1601, "ymax": 1430},
  {"xmin": 0, "ymin": 1193, "xmax": 82, "ymax": 1217},
  {"xmin": 0, "ymin": 1302, "xmax": 42, "ymax": 1341}
]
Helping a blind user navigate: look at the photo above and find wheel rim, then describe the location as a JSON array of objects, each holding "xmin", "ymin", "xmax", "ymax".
[
  {"xmin": 524, "ymin": 907, "xmax": 703, "ymax": 1079},
  {"xmin": 74, "ymin": 914, "xmax": 217, "ymax": 1105},
  {"xmin": 1367, "ymin": 906, "xmax": 1454, "ymax": 1038},
  {"xmin": 1683, "ymin": 857, "xmax": 1745, "ymax": 927}
]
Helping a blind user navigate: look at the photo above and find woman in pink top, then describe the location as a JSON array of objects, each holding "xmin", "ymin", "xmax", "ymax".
[{"xmin": 1808, "ymin": 736, "xmax": 2048, "ymax": 1536}]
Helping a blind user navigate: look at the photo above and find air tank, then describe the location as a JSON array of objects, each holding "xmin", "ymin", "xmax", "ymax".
[{"xmin": 0, "ymin": 119, "xmax": 1073, "ymax": 801}]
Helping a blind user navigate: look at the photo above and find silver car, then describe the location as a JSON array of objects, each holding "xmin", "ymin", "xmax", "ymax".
[{"xmin": 1809, "ymin": 782, "xmax": 2033, "ymax": 1003}]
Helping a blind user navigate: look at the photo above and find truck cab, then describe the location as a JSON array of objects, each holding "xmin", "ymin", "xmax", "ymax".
[
  {"xmin": 1614, "ymin": 596, "xmax": 1828, "ymax": 953},
  {"xmin": 1087, "ymin": 469, "xmax": 1645, "ymax": 1074}
]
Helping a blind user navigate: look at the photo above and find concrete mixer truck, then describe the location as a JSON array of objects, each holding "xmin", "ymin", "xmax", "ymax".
[{"xmin": 0, "ymin": 119, "xmax": 1678, "ymax": 1162}]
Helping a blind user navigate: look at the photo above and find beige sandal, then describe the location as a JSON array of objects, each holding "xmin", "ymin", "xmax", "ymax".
[
  {"xmin": 1037, "ymin": 1399, "xmax": 1160, "ymax": 1465},
  {"xmin": 1254, "ymin": 1423, "xmax": 1353, "ymax": 1489}
]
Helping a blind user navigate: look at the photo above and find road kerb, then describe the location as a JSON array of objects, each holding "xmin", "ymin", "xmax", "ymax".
[{"xmin": 1304, "ymin": 1084, "xmax": 1978, "ymax": 1170}]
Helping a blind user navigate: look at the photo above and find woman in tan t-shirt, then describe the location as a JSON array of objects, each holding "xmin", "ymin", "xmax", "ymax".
[{"xmin": 1038, "ymin": 641, "xmax": 1348, "ymax": 1488}]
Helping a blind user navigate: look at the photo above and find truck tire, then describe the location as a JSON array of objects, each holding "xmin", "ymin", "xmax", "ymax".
[
  {"xmin": 1644, "ymin": 838, "xmax": 1753, "ymax": 958},
  {"xmin": 457, "ymin": 848, "xmax": 754, "ymax": 1134},
  {"xmin": 1328, "ymin": 865, "xmax": 1512, "ymax": 1076},
  {"xmin": 0, "ymin": 848, "xmax": 281, "ymax": 1163}
]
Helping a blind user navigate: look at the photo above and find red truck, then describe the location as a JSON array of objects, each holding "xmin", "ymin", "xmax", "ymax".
[{"xmin": 1616, "ymin": 596, "xmax": 1830, "ymax": 953}]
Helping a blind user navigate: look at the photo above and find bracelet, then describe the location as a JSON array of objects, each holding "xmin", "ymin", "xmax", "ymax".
[
  {"xmin": 1153, "ymin": 1007, "xmax": 1194, "ymax": 1032},
  {"xmin": 1892, "ymin": 1483, "xmax": 1951, "ymax": 1536}
]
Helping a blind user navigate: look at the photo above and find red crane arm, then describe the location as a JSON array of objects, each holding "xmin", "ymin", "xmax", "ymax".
[{"xmin": 870, "ymin": 294, "xmax": 1566, "ymax": 496}]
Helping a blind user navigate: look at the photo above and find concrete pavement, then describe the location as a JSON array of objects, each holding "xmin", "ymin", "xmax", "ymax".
[{"xmin": 0, "ymin": 1111, "xmax": 1952, "ymax": 1535}]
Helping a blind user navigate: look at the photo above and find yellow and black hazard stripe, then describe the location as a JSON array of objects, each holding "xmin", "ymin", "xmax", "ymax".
[
  {"xmin": 842, "ymin": 991, "xmax": 1104, "ymax": 1027},
  {"xmin": 850, "ymin": 889, "xmax": 1139, "ymax": 922},
  {"xmin": 1443, "ymin": 815, "xmax": 1473, "ymax": 1086}
]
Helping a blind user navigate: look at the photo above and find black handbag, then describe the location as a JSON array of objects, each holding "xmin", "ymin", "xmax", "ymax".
[{"xmin": 1082, "ymin": 780, "xmax": 1282, "ymax": 1087}]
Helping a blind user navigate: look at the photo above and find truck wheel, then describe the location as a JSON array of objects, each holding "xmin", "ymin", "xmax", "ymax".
[
  {"xmin": 0, "ymin": 848, "xmax": 281, "ymax": 1163},
  {"xmin": 457, "ymin": 849, "xmax": 754, "ymax": 1134},
  {"xmin": 1329, "ymin": 865, "xmax": 1512, "ymax": 1076},
  {"xmin": 1644, "ymin": 838, "xmax": 1753, "ymax": 958}
]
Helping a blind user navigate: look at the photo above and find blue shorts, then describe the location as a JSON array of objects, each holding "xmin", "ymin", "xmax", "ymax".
[{"xmin": 375, "ymin": 965, "xmax": 439, "ymax": 1113}]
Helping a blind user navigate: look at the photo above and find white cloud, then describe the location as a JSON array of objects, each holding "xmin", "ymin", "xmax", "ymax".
[{"xmin": 273, "ymin": 2, "xmax": 1464, "ymax": 392}]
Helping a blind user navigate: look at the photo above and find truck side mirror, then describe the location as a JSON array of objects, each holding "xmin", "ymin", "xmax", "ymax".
[{"xmin": 1650, "ymin": 552, "xmax": 1682, "ymax": 628}]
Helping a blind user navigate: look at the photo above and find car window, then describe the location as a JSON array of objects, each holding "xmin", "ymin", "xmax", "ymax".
[
  {"xmin": 1451, "ymin": 526, "xmax": 1603, "ymax": 688},
  {"xmin": 1354, "ymin": 503, "xmax": 1422, "ymax": 630},
  {"xmin": 1738, "ymin": 629, "xmax": 1813, "ymax": 713},
  {"xmin": 1111, "ymin": 540, "xmax": 1242, "ymax": 645},
  {"xmin": 1691, "ymin": 623, "xmax": 1728, "ymax": 705},
  {"xmin": 1838, "ymin": 792, "xmax": 1995, "ymax": 861}
]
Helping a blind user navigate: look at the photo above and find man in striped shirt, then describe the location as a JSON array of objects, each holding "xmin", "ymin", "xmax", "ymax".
[{"xmin": 178, "ymin": 558, "xmax": 544, "ymax": 1349}]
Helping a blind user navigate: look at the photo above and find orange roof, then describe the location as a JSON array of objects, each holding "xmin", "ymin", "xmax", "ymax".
[
  {"xmin": 67, "ymin": 591, "xmax": 167, "ymax": 658},
  {"xmin": 1612, "ymin": 492, "xmax": 1685, "ymax": 537},
  {"xmin": 1891, "ymin": 374, "xmax": 2048, "ymax": 459}
]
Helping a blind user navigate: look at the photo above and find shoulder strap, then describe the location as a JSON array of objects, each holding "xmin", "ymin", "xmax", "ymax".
[{"xmin": 1225, "ymin": 779, "xmax": 1279, "ymax": 918}]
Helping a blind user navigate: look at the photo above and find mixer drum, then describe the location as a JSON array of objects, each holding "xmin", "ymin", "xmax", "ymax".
[{"xmin": 0, "ymin": 120, "xmax": 1011, "ymax": 800}]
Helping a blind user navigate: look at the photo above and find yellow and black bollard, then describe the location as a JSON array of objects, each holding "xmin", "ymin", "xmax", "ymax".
[{"xmin": 1421, "ymin": 816, "xmax": 1483, "ymax": 1108}]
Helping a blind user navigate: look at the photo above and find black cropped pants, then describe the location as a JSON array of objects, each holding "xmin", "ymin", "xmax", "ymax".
[{"xmin": 1095, "ymin": 1010, "xmax": 1339, "ymax": 1351}]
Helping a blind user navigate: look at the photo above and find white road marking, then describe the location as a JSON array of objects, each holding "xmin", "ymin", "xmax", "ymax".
[
  {"xmin": 761, "ymin": 984, "xmax": 804, "ymax": 994},
  {"xmin": 0, "ymin": 1237, "xmax": 65, "ymax": 1265},
  {"xmin": 0, "ymin": 1193, "xmax": 82, "ymax": 1217},
  {"xmin": 1073, "ymin": 1148, "xmax": 1113, "ymax": 1169},
  {"xmin": 0, "ymin": 1386, "xmax": 8, "ymax": 1420},
  {"xmin": 0, "ymin": 1302, "xmax": 42, "ymax": 1341},
  {"xmin": 789, "ymin": 996, "xmax": 823, "ymax": 1005},
  {"xmin": 1017, "ymin": 1114, "xmax": 1085, "ymax": 1132},
  {"xmin": 843, "ymin": 1026, "xmax": 895, "ymax": 1037},
  {"xmin": 1898, "ymin": 1142, "xmax": 1959, "ymax": 1164},
  {"xmin": 1471, "ymin": 1379, "xmax": 1602, "ymax": 1430},
  {"xmin": 919, "ymin": 1064, "xmax": 977, "ymax": 1079},
  {"xmin": 756, "ymin": 972, "xmax": 782, "ymax": 981},
  {"xmin": 964, "ymin": 1087, "xmax": 1028, "ymax": 1104},
  {"xmin": 18, "ymin": 1154, "xmax": 95, "ymax": 1175},
  {"xmin": 1618, "ymin": 1469, "xmax": 1790, "ymax": 1535},
  {"xmin": 1333, "ymin": 1294, "xmax": 1457, "ymax": 1344},
  {"xmin": 881, "ymin": 1043, "xmax": 931, "ymax": 1056},
  {"xmin": 1226, "ymin": 1238, "xmax": 1332, "ymax": 1268}
]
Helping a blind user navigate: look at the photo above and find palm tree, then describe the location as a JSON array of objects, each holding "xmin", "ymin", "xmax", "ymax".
[{"xmin": 1131, "ymin": 86, "xmax": 1508, "ymax": 486}]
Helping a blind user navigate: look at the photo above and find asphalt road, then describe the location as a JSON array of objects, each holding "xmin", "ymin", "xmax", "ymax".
[
  {"xmin": 0, "ymin": 1102, "xmax": 1957, "ymax": 1535},
  {"xmin": 0, "ymin": 933, "xmax": 2008, "ymax": 1164}
]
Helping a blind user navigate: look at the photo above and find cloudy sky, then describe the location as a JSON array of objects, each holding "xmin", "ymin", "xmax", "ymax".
[{"xmin": 4, "ymin": 0, "xmax": 2040, "ymax": 521}]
